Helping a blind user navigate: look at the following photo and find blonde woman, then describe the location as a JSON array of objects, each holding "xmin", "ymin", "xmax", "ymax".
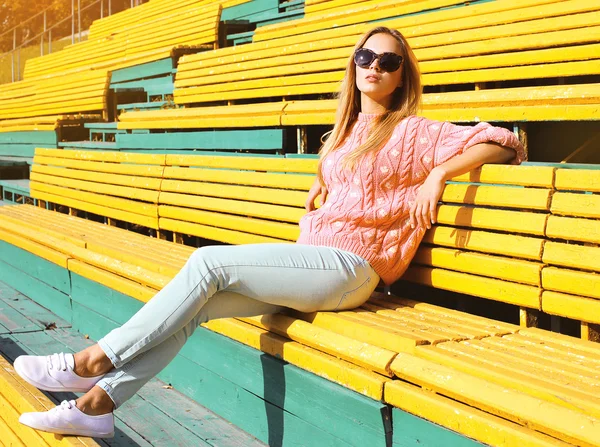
[{"xmin": 14, "ymin": 27, "xmax": 525, "ymax": 437}]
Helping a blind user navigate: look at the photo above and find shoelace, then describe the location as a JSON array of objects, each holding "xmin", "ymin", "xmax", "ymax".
[
  {"xmin": 47, "ymin": 352, "xmax": 69, "ymax": 371},
  {"xmin": 59, "ymin": 400, "xmax": 74, "ymax": 411}
]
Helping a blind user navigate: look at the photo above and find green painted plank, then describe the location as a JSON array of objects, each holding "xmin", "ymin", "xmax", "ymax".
[
  {"xmin": 111, "ymin": 75, "xmax": 173, "ymax": 91},
  {"xmin": 117, "ymin": 102, "xmax": 168, "ymax": 111},
  {"xmin": 0, "ymin": 259, "xmax": 72, "ymax": 323},
  {"xmin": 59, "ymin": 141, "xmax": 119, "ymax": 150},
  {"xmin": 0, "ymin": 144, "xmax": 36, "ymax": 157},
  {"xmin": 84, "ymin": 122, "xmax": 119, "ymax": 130},
  {"xmin": 183, "ymin": 327, "xmax": 391, "ymax": 446},
  {"xmin": 0, "ymin": 241, "xmax": 70, "ymax": 294},
  {"xmin": 71, "ymin": 301, "xmax": 120, "ymax": 341},
  {"xmin": 116, "ymin": 129, "xmax": 283, "ymax": 150},
  {"xmin": 110, "ymin": 58, "xmax": 174, "ymax": 84},
  {"xmin": 71, "ymin": 273, "xmax": 144, "ymax": 326},
  {"xmin": 0, "ymin": 282, "xmax": 49, "ymax": 334},
  {"xmin": 0, "ymin": 131, "xmax": 57, "ymax": 145},
  {"xmin": 222, "ymin": 0, "xmax": 279, "ymax": 21},
  {"xmin": 159, "ymin": 354, "xmax": 352, "ymax": 447},
  {"xmin": 393, "ymin": 404, "xmax": 486, "ymax": 446},
  {"xmin": 523, "ymin": 161, "xmax": 600, "ymax": 170},
  {"xmin": 0, "ymin": 179, "xmax": 30, "ymax": 194},
  {"xmin": 0, "ymin": 156, "xmax": 33, "ymax": 166}
]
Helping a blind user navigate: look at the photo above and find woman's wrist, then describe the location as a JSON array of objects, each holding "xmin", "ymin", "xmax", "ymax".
[{"xmin": 429, "ymin": 166, "xmax": 448, "ymax": 182}]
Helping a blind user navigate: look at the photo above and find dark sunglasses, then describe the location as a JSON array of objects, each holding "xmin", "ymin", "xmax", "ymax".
[{"xmin": 353, "ymin": 48, "xmax": 403, "ymax": 73}]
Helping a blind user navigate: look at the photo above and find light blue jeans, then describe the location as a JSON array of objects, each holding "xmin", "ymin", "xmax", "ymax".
[{"xmin": 95, "ymin": 243, "xmax": 379, "ymax": 408}]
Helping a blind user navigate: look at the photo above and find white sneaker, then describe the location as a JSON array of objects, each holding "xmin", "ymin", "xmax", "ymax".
[
  {"xmin": 19, "ymin": 399, "xmax": 114, "ymax": 438},
  {"xmin": 14, "ymin": 352, "xmax": 105, "ymax": 392}
]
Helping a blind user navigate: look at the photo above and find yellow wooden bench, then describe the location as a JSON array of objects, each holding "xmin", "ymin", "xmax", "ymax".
[
  {"xmin": 158, "ymin": 153, "xmax": 316, "ymax": 244},
  {"xmin": 0, "ymin": 354, "xmax": 101, "ymax": 446},
  {"xmin": 303, "ymin": 0, "xmax": 379, "ymax": 19},
  {"xmin": 23, "ymin": 3, "xmax": 221, "ymax": 79},
  {"xmin": 0, "ymin": 115, "xmax": 102, "ymax": 134},
  {"xmin": 542, "ymin": 167, "xmax": 600, "ymax": 342},
  {"xmin": 1, "ymin": 202, "xmax": 599, "ymax": 446},
  {"xmin": 114, "ymin": 0, "xmax": 599, "ymax": 130},
  {"xmin": 30, "ymin": 149, "xmax": 165, "ymax": 230}
]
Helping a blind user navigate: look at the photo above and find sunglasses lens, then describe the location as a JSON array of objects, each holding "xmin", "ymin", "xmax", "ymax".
[
  {"xmin": 380, "ymin": 54, "xmax": 402, "ymax": 72},
  {"xmin": 354, "ymin": 49, "xmax": 375, "ymax": 68}
]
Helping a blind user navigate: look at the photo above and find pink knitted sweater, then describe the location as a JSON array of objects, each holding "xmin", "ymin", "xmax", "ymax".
[{"xmin": 297, "ymin": 113, "xmax": 526, "ymax": 285}]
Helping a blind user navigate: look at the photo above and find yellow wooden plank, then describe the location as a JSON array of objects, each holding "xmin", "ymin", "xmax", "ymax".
[
  {"xmin": 68, "ymin": 259, "xmax": 157, "ymax": 303},
  {"xmin": 0, "ymin": 408, "xmax": 26, "ymax": 447},
  {"xmin": 416, "ymin": 343, "xmax": 600, "ymax": 418},
  {"xmin": 164, "ymin": 154, "xmax": 317, "ymax": 174},
  {"xmin": 384, "ymin": 380, "xmax": 572, "ymax": 447},
  {"xmin": 0, "ymin": 393, "xmax": 49, "ymax": 447},
  {"xmin": 158, "ymin": 192, "xmax": 304, "ymax": 224},
  {"xmin": 402, "ymin": 265, "xmax": 542, "ymax": 309},
  {"xmin": 31, "ymin": 183, "xmax": 158, "ymax": 217},
  {"xmin": 0, "ymin": 228, "xmax": 69, "ymax": 268},
  {"xmin": 370, "ymin": 293, "xmax": 519, "ymax": 334},
  {"xmin": 35, "ymin": 148, "xmax": 166, "ymax": 165},
  {"xmin": 435, "ymin": 204, "xmax": 548, "ymax": 236},
  {"xmin": 441, "ymin": 184, "xmax": 551, "ymax": 210},
  {"xmin": 159, "ymin": 205, "xmax": 299, "ymax": 241},
  {"xmin": 30, "ymin": 189, "xmax": 159, "ymax": 229},
  {"xmin": 422, "ymin": 103, "xmax": 600, "ymax": 122},
  {"xmin": 542, "ymin": 291, "xmax": 600, "ymax": 325},
  {"xmin": 159, "ymin": 217, "xmax": 287, "ymax": 245},
  {"xmin": 239, "ymin": 314, "xmax": 396, "ymax": 376},
  {"xmin": 474, "ymin": 337, "xmax": 600, "ymax": 386},
  {"xmin": 543, "ymin": 241, "xmax": 600, "ymax": 272},
  {"xmin": 118, "ymin": 115, "xmax": 282, "ymax": 130},
  {"xmin": 163, "ymin": 166, "xmax": 314, "ymax": 190},
  {"xmin": 32, "ymin": 156, "xmax": 165, "ymax": 178},
  {"xmin": 294, "ymin": 310, "xmax": 429, "ymax": 352},
  {"xmin": 0, "ymin": 212, "xmax": 86, "ymax": 248},
  {"xmin": 203, "ymin": 318, "xmax": 387, "ymax": 400},
  {"xmin": 389, "ymin": 352, "xmax": 600, "ymax": 447},
  {"xmin": 542, "ymin": 266, "xmax": 600, "ymax": 299},
  {"xmin": 555, "ymin": 169, "xmax": 600, "ymax": 192},
  {"xmin": 517, "ymin": 327, "xmax": 600, "ymax": 358},
  {"xmin": 413, "ymin": 246, "xmax": 542, "ymax": 285},
  {"xmin": 551, "ymin": 192, "xmax": 600, "ymax": 219},
  {"xmin": 32, "ymin": 172, "xmax": 160, "ymax": 204},
  {"xmin": 422, "ymin": 225, "xmax": 545, "ymax": 260},
  {"xmin": 160, "ymin": 179, "xmax": 306, "ymax": 207},
  {"xmin": 546, "ymin": 215, "xmax": 600, "ymax": 244},
  {"xmin": 450, "ymin": 165, "xmax": 555, "ymax": 188}
]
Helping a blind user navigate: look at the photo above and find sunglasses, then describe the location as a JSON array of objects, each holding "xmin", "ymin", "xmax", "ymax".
[{"xmin": 353, "ymin": 48, "xmax": 403, "ymax": 73}]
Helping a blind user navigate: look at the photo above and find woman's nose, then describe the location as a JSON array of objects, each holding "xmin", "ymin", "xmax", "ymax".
[{"xmin": 369, "ymin": 57, "xmax": 381, "ymax": 71}]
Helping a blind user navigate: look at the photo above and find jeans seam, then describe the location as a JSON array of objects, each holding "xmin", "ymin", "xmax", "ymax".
[{"xmin": 334, "ymin": 276, "xmax": 372, "ymax": 311}]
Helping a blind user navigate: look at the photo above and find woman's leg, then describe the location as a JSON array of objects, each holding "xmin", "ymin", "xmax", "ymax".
[
  {"xmin": 97, "ymin": 243, "xmax": 379, "ymax": 370},
  {"xmin": 90, "ymin": 290, "xmax": 284, "ymax": 411}
]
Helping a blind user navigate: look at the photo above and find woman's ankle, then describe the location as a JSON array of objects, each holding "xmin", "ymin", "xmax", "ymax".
[
  {"xmin": 75, "ymin": 388, "xmax": 115, "ymax": 416},
  {"xmin": 73, "ymin": 345, "xmax": 114, "ymax": 377}
]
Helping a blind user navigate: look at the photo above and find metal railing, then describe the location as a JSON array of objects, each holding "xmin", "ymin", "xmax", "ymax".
[{"xmin": 2, "ymin": 0, "xmax": 144, "ymax": 83}]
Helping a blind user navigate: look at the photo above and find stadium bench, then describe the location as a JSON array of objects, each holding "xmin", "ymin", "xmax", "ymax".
[
  {"xmin": 303, "ymin": 0, "xmax": 378, "ymax": 19},
  {"xmin": 0, "ymin": 202, "xmax": 599, "ymax": 446},
  {"xmin": 0, "ymin": 354, "xmax": 101, "ymax": 446},
  {"xmin": 23, "ymin": 3, "xmax": 221, "ymax": 79},
  {"xmin": 30, "ymin": 149, "xmax": 165, "ymax": 229},
  {"xmin": 112, "ymin": 0, "xmax": 599, "ymax": 130}
]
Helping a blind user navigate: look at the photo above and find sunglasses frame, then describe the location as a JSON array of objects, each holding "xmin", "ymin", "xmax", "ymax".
[{"xmin": 353, "ymin": 48, "xmax": 404, "ymax": 73}]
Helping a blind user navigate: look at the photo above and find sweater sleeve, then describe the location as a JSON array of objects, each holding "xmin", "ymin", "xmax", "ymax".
[{"xmin": 433, "ymin": 121, "xmax": 527, "ymax": 168}]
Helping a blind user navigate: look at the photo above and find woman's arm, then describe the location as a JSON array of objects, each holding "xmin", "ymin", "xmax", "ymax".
[{"xmin": 409, "ymin": 142, "xmax": 517, "ymax": 229}]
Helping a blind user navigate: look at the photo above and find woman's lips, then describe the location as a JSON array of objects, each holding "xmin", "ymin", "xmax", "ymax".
[{"xmin": 365, "ymin": 75, "xmax": 381, "ymax": 82}]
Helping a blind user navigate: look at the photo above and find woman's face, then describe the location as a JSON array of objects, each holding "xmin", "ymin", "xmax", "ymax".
[{"xmin": 355, "ymin": 33, "xmax": 404, "ymax": 105}]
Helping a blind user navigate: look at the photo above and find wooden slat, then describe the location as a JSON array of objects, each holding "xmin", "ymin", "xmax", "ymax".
[
  {"xmin": 546, "ymin": 215, "xmax": 600, "ymax": 244},
  {"xmin": 402, "ymin": 265, "xmax": 542, "ymax": 309},
  {"xmin": 542, "ymin": 290, "xmax": 600, "ymax": 324},
  {"xmin": 389, "ymin": 352, "xmax": 600, "ymax": 447},
  {"xmin": 450, "ymin": 165, "xmax": 555, "ymax": 188},
  {"xmin": 551, "ymin": 192, "xmax": 600, "ymax": 218},
  {"xmin": 413, "ymin": 246, "xmax": 543, "ymax": 285},
  {"xmin": 543, "ymin": 241, "xmax": 600, "ymax": 272},
  {"xmin": 555, "ymin": 168, "xmax": 600, "ymax": 192},
  {"xmin": 422, "ymin": 226, "xmax": 545, "ymax": 260},
  {"xmin": 165, "ymin": 153, "xmax": 317, "ymax": 173},
  {"xmin": 542, "ymin": 266, "xmax": 600, "ymax": 299},
  {"xmin": 441, "ymin": 184, "xmax": 551, "ymax": 210}
]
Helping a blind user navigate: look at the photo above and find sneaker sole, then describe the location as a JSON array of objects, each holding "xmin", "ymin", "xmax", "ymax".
[
  {"xmin": 13, "ymin": 361, "xmax": 95, "ymax": 393},
  {"xmin": 20, "ymin": 420, "xmax": 114, "ymax": 438}
]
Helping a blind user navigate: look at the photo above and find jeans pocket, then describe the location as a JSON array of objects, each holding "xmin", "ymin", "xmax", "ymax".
[{"xmin": 334, "ymin": 271, "xmax": 378, "ymax": 311}]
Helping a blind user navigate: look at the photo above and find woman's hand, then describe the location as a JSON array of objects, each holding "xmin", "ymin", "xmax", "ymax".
[
  {"xmin": 305, "ymin": 177, "xmax": 328, "ymax": 212},
  {"xmin": 409, "ymin": 168, "xmax": 447, "ymax": 230}
]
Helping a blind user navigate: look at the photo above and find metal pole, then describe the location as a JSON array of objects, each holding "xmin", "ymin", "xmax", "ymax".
[
  {"xmin": 41, "ymin": 10, "xmax": 47, "ymax": 56},
  {"xmin": 11, "ymin": 53, "xmax": 15, "ymax": 83},
  {"xmin": 101, "ymin": 0, "xmax": 104, "ymax": 19},
  {"xmin": 78, "ymin": 0, "xmax": 82, "ymax": 42},
  {"xmin": 108, "ymin": 0, "xmax": 111, "ymax": 16},
  {"xmin": 131, "ymin": 0, "xmax": 133, "ymax": 9},
  {"xmin": 72, "ymin": 0, "xmax": 75, "ymax": 44},
  {"xmin": 17, "ymin": 49, "xmax": 20, "ymax": 81},
  {"xmin": 13, "ymin": 29, "xmax": 16, "ymax": 82},
  {"xmin": 49, "ymin": 29, "xmax": 52, "ymax": 53}
]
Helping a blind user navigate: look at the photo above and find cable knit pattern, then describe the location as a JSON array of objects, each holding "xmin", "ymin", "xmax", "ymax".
[{"xmin": 297, "ymin": 113, "xmax": 526, "ymax": 285}]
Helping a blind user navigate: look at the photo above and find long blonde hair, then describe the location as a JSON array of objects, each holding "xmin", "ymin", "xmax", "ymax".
[{"xmin": 318, "ymin": 27, "xmax": 421, "ymax": 183}]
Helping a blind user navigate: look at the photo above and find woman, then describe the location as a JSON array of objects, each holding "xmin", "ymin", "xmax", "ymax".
[{"xmin": 15, "ymin": 27, "xmax": 524, "ymax": 438}]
